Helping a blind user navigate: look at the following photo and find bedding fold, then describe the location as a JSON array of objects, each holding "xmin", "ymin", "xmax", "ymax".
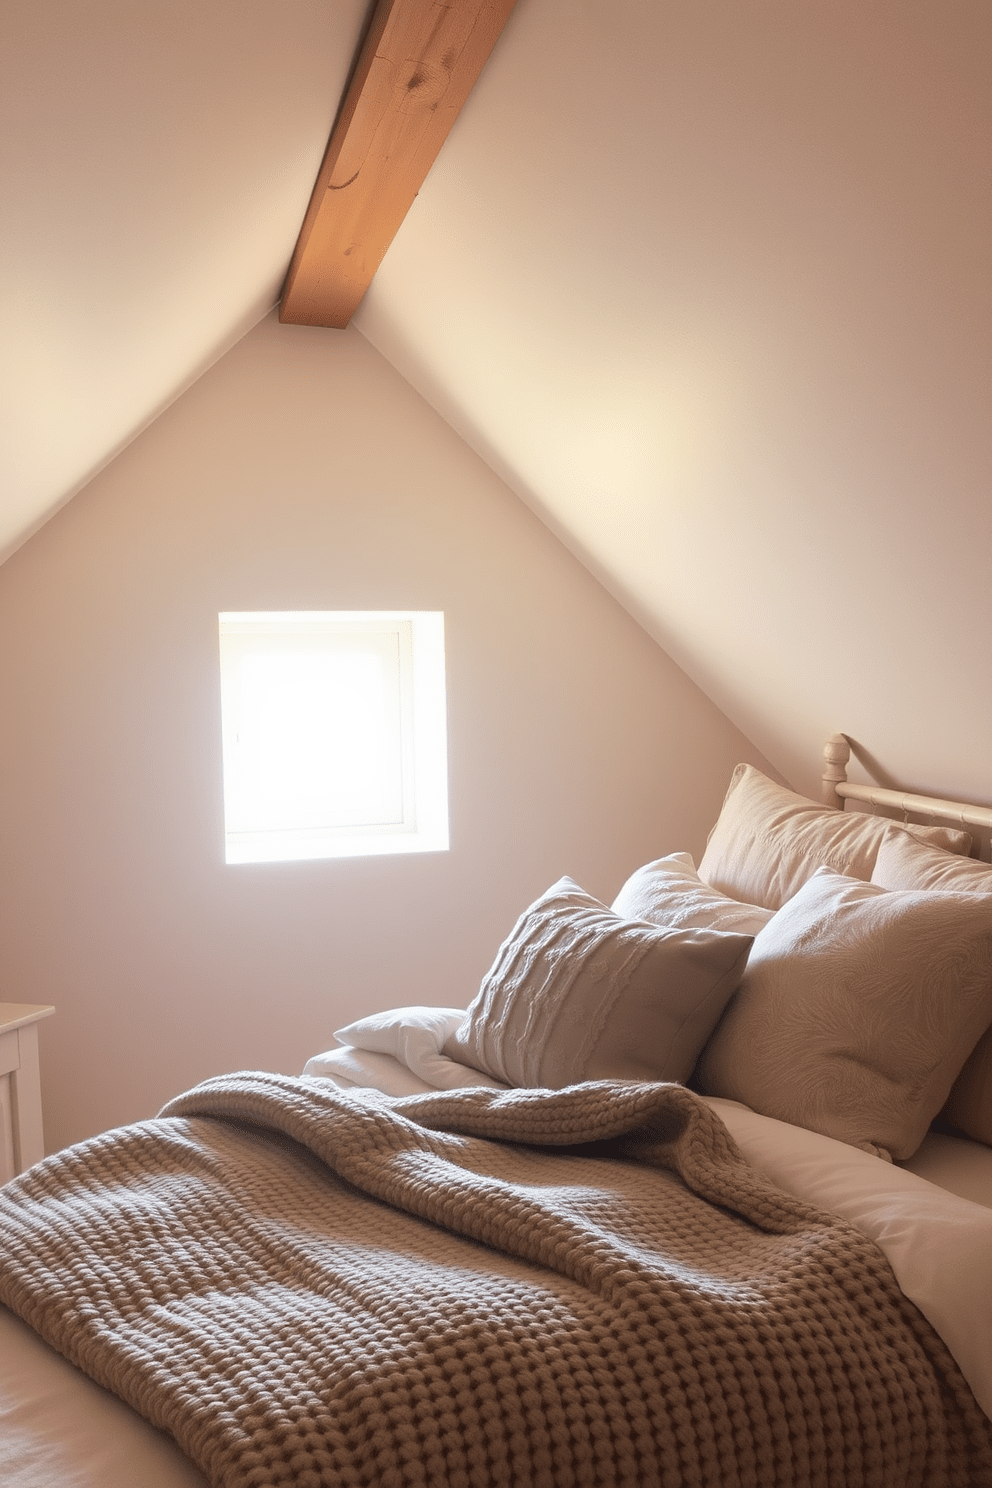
[{"xmin": 0, "ymin": 1073, "xmax": 989, "ymax": 1487}]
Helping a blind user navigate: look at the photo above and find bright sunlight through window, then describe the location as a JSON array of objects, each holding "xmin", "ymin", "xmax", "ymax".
[{"xmin": 219, "ymin": 612, "xmax": 448, "ymax": 864}]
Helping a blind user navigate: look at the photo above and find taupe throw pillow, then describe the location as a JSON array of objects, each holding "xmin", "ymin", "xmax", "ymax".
[
  {"xmin": 445, "ymin": 877, "xmax": 753, "ymax": 1089},
  {"xmin": 945, "ymin": 1036, "xmax": 992, "ymax": 1149},
  {"xmin": 871, "ymin": 831, "xmax": 992, "ymax": 896},
  {"xmin": 872, "ymin": 833, "xmax": 992, "ymax": 1149},
  {"xmin": 694, "ymin": 868, "xmax": 992, "ymax": 1160},
  {"xmin": 612, "ymin": 851, "xmax": 773, "ymax": 936},
  {"xmin": 698, "ymin": 764, "xmax": 973, "ymax": 911}
]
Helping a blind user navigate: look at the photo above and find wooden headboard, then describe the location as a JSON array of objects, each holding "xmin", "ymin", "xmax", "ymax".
[{"xmin": 822, "ymin": 734, "xmax": 992, "ymax": 857}]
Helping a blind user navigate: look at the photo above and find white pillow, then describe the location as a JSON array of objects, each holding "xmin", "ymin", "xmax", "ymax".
[
  {"xmin": 694, "ymin": 868, "xmax": 992, "ymax": 1160},
  {"xmin": 333, "ymin": 1007, "xmax": 503, "ymax": 1090},
  {"xmin": 445, "ymin": 877, "xmax": 753, "ymax": 1089},
  {"xmin": 698, "ymin": 764, "xmax": 973, "ymax": 910},
  {"xmin": 304, "ymin": 1046, "xmax": 442, "ymax": 1097},
  {"xmin": 612, "ymin": 852, "xmax": 773, "ymax": 936}
]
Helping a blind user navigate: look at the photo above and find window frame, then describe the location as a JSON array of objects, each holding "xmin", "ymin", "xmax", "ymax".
[{"xmin": 218, "ymin": 610, "xmax": 449, "ymax": 865}]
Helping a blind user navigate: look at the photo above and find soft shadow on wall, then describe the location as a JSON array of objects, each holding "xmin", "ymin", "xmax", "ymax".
[{"xmin": 0, "ymin": 313, "xmax": 772, "ymax": 1152}]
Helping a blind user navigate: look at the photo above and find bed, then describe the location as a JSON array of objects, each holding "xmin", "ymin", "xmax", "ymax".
[{"xmin": 3, "ymin": 736, "xmax": 992, "ymax": 1487}]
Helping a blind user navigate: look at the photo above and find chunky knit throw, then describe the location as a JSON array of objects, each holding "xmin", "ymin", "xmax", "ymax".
[{"xmin": 0, "ymin": 1074, "xmax": 989, "ymax": 1487}]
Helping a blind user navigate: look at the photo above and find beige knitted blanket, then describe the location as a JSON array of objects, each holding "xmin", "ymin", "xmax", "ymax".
[{"xmin": 0, "ymin": 1074, "xmax": 989, "ymax": 1487}]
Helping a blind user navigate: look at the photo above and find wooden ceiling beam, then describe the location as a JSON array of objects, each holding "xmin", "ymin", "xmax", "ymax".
[{"xmin": 280, "ymin": 0, "xmax": 518, "ymax": 329}]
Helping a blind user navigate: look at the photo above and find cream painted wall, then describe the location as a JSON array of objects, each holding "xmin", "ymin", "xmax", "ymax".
[
  {"xmin": 356, "ymin": 0, "xmax": 992, "ymax": 806},
  {"xmin": 0, "ymin": 314, "xmax": 768, "ymax": 1153}
]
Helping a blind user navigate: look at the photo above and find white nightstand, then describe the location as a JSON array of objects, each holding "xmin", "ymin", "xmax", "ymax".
[{"xmin": 0, "ymin": 1003, "xmax": 54, "ymax": 1182}]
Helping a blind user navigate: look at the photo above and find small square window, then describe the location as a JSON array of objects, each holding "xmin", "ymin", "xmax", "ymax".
[{"xmin": 218, "ymin": 612, "xmax": 448, "ymax": 863}]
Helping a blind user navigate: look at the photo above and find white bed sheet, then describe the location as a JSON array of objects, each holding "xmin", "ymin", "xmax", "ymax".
[{"xmin": 902, "ymin": 1128, "xmax": 992, "ymax": 1208}]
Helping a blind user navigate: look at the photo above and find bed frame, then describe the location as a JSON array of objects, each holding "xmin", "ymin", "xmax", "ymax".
[{"xmin": 822, "ymin": 733, "xmax": 992, "ymax": 855}]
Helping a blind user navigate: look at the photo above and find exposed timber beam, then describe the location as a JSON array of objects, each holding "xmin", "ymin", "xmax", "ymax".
[{"xmin": 280, "ymin": 0, "xmax": 518, "ymax": 329}]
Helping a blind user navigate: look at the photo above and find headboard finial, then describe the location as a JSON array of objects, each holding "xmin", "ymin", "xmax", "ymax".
[{"xmin": 822, "ymin": 733, "xmax": 851, "ymax": 808}]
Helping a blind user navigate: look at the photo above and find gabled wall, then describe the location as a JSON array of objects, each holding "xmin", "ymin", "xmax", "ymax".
[{"xmin": 0, "ymin": 314, "xmax": 769, "ymax": 1152}]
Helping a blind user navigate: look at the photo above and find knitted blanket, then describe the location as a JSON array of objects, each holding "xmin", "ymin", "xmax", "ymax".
[{"xmin": 0, "ymin": 1074, "xmax": 989, "ymax": 1487}]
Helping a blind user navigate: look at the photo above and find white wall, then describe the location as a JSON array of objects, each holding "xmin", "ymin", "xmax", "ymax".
[
  {"xmin": 0, "ymin": 315, "xmax": 768, "ymax": 1152},
  {"xmin": 356, "ymin": 0, "xmax": 992, "ymax": 804}
]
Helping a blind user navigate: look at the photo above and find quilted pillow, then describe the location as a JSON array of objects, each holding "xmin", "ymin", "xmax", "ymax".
[
  {"xmin": 445, "ymin": 877, "xmax": 753, "ymax": 1089},
  {"xmin": 698, "ymin": 763, "xmax": 972, "ymax": 910},
  {"xmin": 872, "ymin": 833, "xmax": 992, "ymax": 1148},
  {"xmin": 612, "ymin": 851, "xmax": 773, "ymax": 936},
  {"xmin": 694, "ymin": 868, "xmax": 992, "ymax": 1160}
]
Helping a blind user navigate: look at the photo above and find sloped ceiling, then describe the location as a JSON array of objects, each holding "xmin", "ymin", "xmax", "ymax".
[
  {"xmin": 0, "ymin": 0, "xmax": 371, "ymax": 552},
  {"xmin": 3, "ymin": 1, "xmax": 991, "ymax": 803}
]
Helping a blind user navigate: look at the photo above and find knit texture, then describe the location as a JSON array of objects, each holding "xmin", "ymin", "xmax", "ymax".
[
  {"xmin": 445, "ymin": 877, "xmax": 752, "ymax": 1087},
  {"xmin": 0, "ymin": 1074, "xmax": 989, "ymax": 1487}
]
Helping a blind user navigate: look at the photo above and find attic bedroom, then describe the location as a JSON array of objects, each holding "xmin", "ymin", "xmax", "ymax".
[{"xmin": 1, "ymin": 1, "xmax": 989, "ymax": 1163}]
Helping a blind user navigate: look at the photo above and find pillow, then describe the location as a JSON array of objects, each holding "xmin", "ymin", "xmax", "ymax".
[
  {"xmin": 698, "ymin": 763, "xmax": 972, "ymax": 910},
  {"xmin": 444, "ymin": 877, "xmax": 753, "ymax": 1089},
  {"xmin": 612, "ymin": 851, "xmax": 773, "ymax": 936},
  {"xmin": 945, "ymin": 1037, "xmax": 992, "ymax": 1149},
  {"xmin": 694, "ymin": 868, "xmax": 992, "ymax": 1160},
  {"xmin": 303, "ymin": 1045, "xmax": 444, "ymax": 1097},
  {"xmin": 872, "ymin": 833, "xmax": 992, "ymax": 1147},
  {"xmin": 871, "ymin": 832, "xmax": 992, "ymax": 895},
  {"xmin": 332, "ymin": 1006, "xmax": 504, "ymax": 1090}
]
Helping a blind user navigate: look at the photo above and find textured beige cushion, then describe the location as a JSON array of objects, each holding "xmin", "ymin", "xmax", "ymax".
[
  {"xmin": 612, "ymin": 852, "xmax": 773, "ymax": 937},
  {"xmin": 872, "ymin": 833, "xmax": 992, "ymax": 1148},
  {"xmin": 698, "ymin": 764, "xmax": 972, "ymax": 910},
  {"xmin": 871, "ymin": 831, "xmax": 992, "ymax": 895},
  {"xmin": 445, "ymin": 877, "xmax": 753, "ymax": 1089},
  {"xmin": 694, "ymin": 868, "xmax": 992, "ymax": 1160}
]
